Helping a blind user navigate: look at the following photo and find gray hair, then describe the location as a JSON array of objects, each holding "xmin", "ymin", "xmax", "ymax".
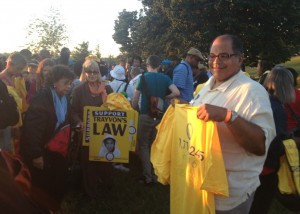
[{"xmin": 264, "ymin": 65, "xmax": 295, "ymax": 104}]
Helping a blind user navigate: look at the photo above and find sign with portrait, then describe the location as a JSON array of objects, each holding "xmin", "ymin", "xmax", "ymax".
[{"xmin": 82, "ymin": 106, "xmax": 138, "ymax": 163}]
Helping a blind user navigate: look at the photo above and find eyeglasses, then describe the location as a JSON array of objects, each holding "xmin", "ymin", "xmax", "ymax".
[
  {"xmin": 86, "ymin": 70, "xmax": 99, "ymax": 75},
  {"xmin": 208, "ymin": 53, "xmax": 239, "ymax": 61}
]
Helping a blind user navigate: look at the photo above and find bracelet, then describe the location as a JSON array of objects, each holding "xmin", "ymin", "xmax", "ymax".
[{"xmin": 224, "ymin": 109, "xmax": 232, "ymax": 123}]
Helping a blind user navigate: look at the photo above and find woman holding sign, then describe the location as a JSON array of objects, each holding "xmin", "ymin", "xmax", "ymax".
[{"xmin": 71, "ymin": 59, "xmax": 114, "ymax": 198}]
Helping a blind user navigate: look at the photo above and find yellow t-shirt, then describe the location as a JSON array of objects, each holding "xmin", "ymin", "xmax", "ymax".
[
  {"xmin": 151, "ymin": 105, "xmax": 228, "ymax": 214},
  {"xmin": 14, "ymin": 77, "xmax": 28, "ymax": 113},
  {"xmin": 7, "ymin": 86, "xmax": 23, "ymax": 127}
]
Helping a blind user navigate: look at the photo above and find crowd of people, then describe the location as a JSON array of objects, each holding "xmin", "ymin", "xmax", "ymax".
[{"xmin": 0, "ymin": 34, "xmax": 299, "ymax": 213}]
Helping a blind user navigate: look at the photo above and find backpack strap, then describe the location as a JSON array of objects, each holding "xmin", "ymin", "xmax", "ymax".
[
  {"xmin": 141, "ymin": 73, "xmax": 149, "ymax": 97},
  {"xmin": 179, "ymin": 63, "xmax": 189, "ymax": 76},
  {"xmin": 123, "ymin": 82, "xmax": 129, "ymax": 92},
  {"xmin": 116, "ymin": 82, "xmax": 125, "ymax": 93},
  {"xmin": 286, "ymin": 104, "xmax": 300, "ymax": 127}
]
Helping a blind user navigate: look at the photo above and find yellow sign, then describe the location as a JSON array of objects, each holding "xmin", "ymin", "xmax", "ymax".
[{"xmin": 82, "ymin": 106, "xmax": 138, "ymax": 163}]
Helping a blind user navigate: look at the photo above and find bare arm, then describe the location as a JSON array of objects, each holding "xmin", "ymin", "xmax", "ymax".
[
  {"xmin": 132, "ymin": 89, "xmax": 140, "ymax": 111},
  {"xmin": 165, "ymin": 84, "xmax": 180, "ymax": 99},
  {"xmin": 197, "ymin": 104, "xmax": 266, "ymax": 156}
]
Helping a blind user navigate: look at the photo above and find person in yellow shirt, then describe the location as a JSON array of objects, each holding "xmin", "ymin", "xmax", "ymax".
[{"xmin": 0, "ymin": 52, "xmax": 26, "ymax": 153}]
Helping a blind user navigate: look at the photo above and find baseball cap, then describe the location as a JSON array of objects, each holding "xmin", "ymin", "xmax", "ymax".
[{"xmin": 187, "ymin": 48, "xmax": 204, "ymax": 60}]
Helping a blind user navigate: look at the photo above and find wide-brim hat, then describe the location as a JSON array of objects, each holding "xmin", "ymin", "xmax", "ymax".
[
  {"xmin": 187, "ymin": 48, "xmax": 204, "ymax": 60},
  {"xmin": 110, "ymin": 65, "xmax": 126, "ymax": 80}
]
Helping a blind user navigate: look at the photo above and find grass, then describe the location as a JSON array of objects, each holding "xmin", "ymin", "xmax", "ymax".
[
  {"xmin": 61, "ymin": 153, "xmax": 170, "ymax": 214},
  {"xmin": 247, "ymin": 56, "xmax": 300, "ymax": 86},
  {"xmin": 61, "ymin": 152, "xmax": 298, "ymax": 214},
  {"xmin": 285, "ymin": 56, "xmax": 300, "ymax": 73}
]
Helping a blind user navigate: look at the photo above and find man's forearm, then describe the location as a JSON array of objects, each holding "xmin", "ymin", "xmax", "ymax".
[{"xmin": 226, "ymin": 116, "xmax": 266, "ymax": 156}]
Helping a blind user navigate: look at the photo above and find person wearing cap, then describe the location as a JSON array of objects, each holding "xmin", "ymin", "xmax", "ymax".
[
  {"xmin": 109, "ymin": 65, "xmax": 134, "ymax": 102},
  {"xmin": 192, "ymin": 34, "xmax": 275, "ymax": 213},
  {"xmin": 161, "ymin": 59, "xmax": 172, "ymax": 74},
  {"xmin": 108, "ymin": 65, "xmax": 134, "ymax": 172},
  {"xmin": 173, "ymin": 47, "xmax": 204, "ymax": 103}
]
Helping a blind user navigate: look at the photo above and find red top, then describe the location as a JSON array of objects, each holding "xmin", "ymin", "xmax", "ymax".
[{"xmin": 286, "ymin": 89, "xmax": 300, "ymax": 131}]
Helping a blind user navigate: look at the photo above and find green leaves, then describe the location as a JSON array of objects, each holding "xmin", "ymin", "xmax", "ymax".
[
  {"xmin": 114, "ymin": 0, "xmax": 300, "ymax": 65},
  {"xmin": 26, "ymin": 7, "xmax": 68, "ymax": 57},
  {"xmin": 72, "ymin": 42, "xmax": 92, "ymax": 62}
]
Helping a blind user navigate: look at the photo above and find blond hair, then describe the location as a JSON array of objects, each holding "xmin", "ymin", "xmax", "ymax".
[{"xmin": 79, "ymin": 59, "xmax": 102, "ymax": 82}]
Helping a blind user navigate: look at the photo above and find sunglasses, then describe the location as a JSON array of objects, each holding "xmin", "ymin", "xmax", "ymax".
[{"xmin": 86, "ymin": 70, "xmax": 99, "ymax": 75}]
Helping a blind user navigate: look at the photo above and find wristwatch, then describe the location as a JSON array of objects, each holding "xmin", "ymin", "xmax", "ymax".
[{"xmin": 229, "ymin": 110, "xmax": 238, "ymax": 124}]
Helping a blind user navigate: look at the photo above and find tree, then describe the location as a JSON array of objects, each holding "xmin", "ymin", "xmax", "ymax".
[
  {"xmin": 113, "ymin": 9, "xmax": 139, "ymax": 56},
  {"xmin": 93, "ymin": 45, "xmax": 101, "ymax": 60},
  {"xmin": 114, "ymin": 0, "xmax": 300, "ymax": 65},
  {"xmin": 162, "ymin": 0, "xmax": 300, "ymax": 64},
  {"xmin": 26, "ymin": 7, "xmax": 69, "ymax": 57},
  {"xmin": 72, "ymin": 41, "xmax": 92, "ymax": 62}
]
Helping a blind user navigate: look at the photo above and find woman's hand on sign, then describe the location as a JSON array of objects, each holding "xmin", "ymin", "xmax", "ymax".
[{"xmin": 74, "ymin": 122, "xmax": 84, "ymax": 132}]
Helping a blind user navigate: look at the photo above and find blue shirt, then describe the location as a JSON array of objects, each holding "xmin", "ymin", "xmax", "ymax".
[
  {"xmin": 136, "ymin": 72, "xmax": 172, "ymax": 114},
  {"xmin": 172, "ymin": 60, "xmax": 193, "ymax": 102}
]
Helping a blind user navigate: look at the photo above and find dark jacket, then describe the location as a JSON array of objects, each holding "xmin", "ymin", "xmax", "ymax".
[
  {"xmin": 20, "ymin": 88, "xmax": 71, "ymax": 161},
  {"xmin": 264, "ymin": 96, "xmax": 287, "ymax": 171},
  {"xmin": 0, "ymin": 80, "xmax": 19, "ymax": 129}
]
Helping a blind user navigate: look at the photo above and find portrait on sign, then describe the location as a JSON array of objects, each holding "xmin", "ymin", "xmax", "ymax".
[{"xmin": 82, "ymin": 106, "xmax": 138, "ymax": 163}]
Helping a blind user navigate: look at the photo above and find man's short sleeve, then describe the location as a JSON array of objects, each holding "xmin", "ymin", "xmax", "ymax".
[{"xmin": 173, "ymin": 64, "xmax": 188, "ymax": 89}]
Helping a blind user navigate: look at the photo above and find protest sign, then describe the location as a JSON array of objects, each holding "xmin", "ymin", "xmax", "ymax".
[{"xmin": 82, "ymin": 106, "xmax": 138, "ymax": 163}]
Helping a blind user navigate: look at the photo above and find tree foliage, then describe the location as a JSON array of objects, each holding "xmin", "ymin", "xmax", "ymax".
[
  {"xmin": 113, "ymin": 0, "xmax": 300, "ymax": 65},
  {"xmin": 113, "ymin": 10, "xmax": 139, "ymax": 55},
  {"xmin": 72, "ymin": 41, "xmax": 92, "ymax": 62},
  {"xmin": 26, "ymin": 7, "xmax": 69, "ymax": 57},
  {"xmin": 94, "ymin": 44, "xmax": 102, "ymax": 60}
]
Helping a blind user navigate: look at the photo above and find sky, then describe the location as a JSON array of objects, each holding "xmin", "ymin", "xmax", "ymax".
[{"xmin": 0, "ymin": 0, "xmax": 143, "ymax": 57}]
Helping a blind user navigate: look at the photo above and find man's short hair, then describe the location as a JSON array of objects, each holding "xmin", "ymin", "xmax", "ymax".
[
  {"xmin": 130, "ymin": 67, "xmax": 141, "ymax": 77},
  {"xmin": 146, "ymin": 55, "xmax": 161, "ymax": 69},
  {"xmin": 39, "ymin": 49, "xmax": 51, "ymax": 60},
  {"xmin": 20, "ymin": 49, "xmax": 32, "ymax": 62},
  {"xmin": 132, "ymin": 55, "xmax": 142, "ymax": 64},
  {"xmin": 8, "ymin": 52, "xmax": 27, "ymax": 70}
]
